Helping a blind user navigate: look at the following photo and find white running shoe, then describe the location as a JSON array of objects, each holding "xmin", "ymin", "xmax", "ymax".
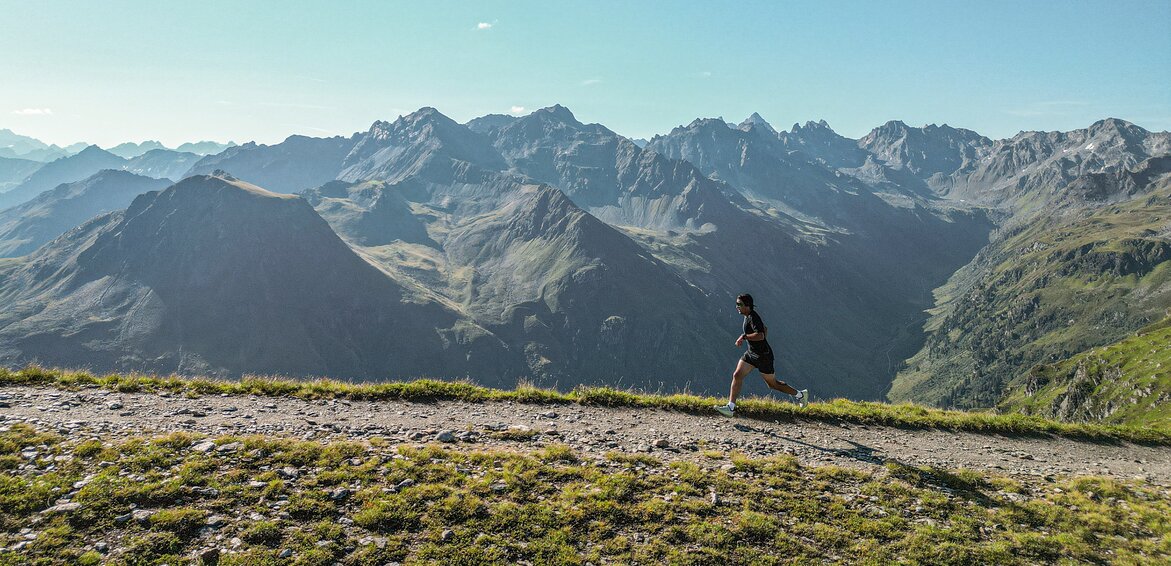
[
  {"xmin": 713, "ymin": 403, "xmax": 735, "ymax": 417},
  {"xmin": 795, "ymin": 389, "xmax": 809, "ymax": 407}
]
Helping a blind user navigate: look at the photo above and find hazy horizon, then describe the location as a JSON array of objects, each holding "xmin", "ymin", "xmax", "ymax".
[{"xmin": 3, "ymin": 1, "xmax": 1169, "ymax": 147}]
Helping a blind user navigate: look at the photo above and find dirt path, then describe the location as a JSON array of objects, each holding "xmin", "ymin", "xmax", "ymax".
[{"xmin": 3, "ymin": 385, "xmax": 1169, "ymax": 484}]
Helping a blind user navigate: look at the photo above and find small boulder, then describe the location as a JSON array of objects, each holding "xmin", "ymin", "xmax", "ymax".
[
  {"xmin": 215, "ymin": 442, "xmax": 242, "ymax": 453},
  {"xmin": 191, "ymin": 441, "xmax": 216, "ymax": 453},
  {"xmin": 42, "ymin": 502, "xmax": 81, "ymax": 515}
]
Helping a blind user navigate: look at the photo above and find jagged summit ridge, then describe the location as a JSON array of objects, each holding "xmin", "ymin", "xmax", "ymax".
[{"xmin": 738, "ymin": 112, "xmax": 778, "ymax": 135}]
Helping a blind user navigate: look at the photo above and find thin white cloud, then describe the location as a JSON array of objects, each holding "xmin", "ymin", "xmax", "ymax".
[
  {"xmin": 11, "ymin": 108, "xmax": 53, "ymax": 116},
  {"xmin": 477, "ymin": 22, "xmax": 493, "ymax": 30},
  {"xmin": 580, "ymin": 79, "xmax": 603, "ymax": 87},
  {"xmin": 693, "ymin": 71, "xmax": 713, "ymax": 79},
  {"xmin": 510, "ymin": 106, "xmax": 526, "ymax": 114}
]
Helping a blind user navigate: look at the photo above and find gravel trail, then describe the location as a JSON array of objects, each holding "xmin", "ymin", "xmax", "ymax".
[{"xmin": 3, "ymin": 385, "xmax": 1169, "ymax": 484}]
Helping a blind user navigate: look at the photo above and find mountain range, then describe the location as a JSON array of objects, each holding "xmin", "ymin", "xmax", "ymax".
[
  {"xmin": 0, "ymin": 130, "xmax": 236, "ymax": 162},
  {"xmin": 0, "ymin": 109, "xmax": 1168, "ymax": 419}
]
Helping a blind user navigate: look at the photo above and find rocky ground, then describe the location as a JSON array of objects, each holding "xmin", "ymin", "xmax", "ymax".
[{"xmin": 3, "ymin": 384, "xmax": 1169, "ymax": 484}]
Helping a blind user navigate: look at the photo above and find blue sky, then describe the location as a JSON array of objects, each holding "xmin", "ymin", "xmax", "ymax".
[{"xmin": 3, "ymin": 0, "xmax": 1169, "ymax": 147}]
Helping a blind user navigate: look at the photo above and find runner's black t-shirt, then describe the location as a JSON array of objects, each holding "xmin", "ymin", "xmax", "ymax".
[{"xmin": 743, "ymin": 310, "xmax": 772, "ymax": 356}]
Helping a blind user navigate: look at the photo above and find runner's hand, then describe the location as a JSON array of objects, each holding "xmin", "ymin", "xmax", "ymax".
[{"xmin": 735, "ymin": 336, "xmax": 744, "ymax": 347}]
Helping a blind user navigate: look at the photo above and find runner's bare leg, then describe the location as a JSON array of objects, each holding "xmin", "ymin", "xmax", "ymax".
[
  {"xmin": 762, "ymin": 373, "xmax": 798, "ymax": 396},
  {"xmin": 729, "ymin": 359, "xmax": 754, "ymax": 404}
]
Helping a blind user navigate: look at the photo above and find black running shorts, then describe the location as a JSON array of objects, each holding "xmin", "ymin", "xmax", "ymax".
[{"xmin": 741, "ymin": 351, "xmax": 775, "ymax": 375}]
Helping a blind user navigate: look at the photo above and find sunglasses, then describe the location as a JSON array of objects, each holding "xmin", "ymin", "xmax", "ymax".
[{"xmin": 735, "ymin": 302, "xmax": 746, "ymax": 307}]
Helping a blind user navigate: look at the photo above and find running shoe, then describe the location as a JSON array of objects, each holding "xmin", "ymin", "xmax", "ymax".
[
  {"xmin": 713, "ymin": 403, "xmax": 735, "ymax": 417},
  {"xmin": 795, "ymin": 389, "xmax": 809, "ymax": 407}
]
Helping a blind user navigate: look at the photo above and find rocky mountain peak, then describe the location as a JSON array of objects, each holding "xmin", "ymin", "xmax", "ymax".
[
  {"xmin": 869, "ymin": 120, "xmax": 911, "ymax": 139},
  {"xmin": 534, "ymin": 104, "xmax": 580, "ymax": 124},
  {"xmin": 340, "ymin": 107, "xmax": 505, "ymax": 182},
  {"xmin": 685, "ymin": 117, "xmax": 732, "ymax": 131},
  {"xmin": 367, "ymin": 107, "xmax": 461, "ymax": 141},
  {"xmin": 107, "ymin": 140, "xmax": 167, "ymax": 159},
  {"xmin": 738, "ymin": 112, "xmax": 778, "ymax": 135},
  {"xmin": 507, "ymin": 185, "xmax": 582, "ymax": 240},
  {"xmin": 464, "ymin": 113, "xmax": 520, "ymax": 134},
  {"xmin": 1086, "ymin": 117, "xmax": 1148, "ymax": 143},
  {"xmin": 790, "ymin": 119, "xmax": 834, "ymax": 134},
  {"xmin": 74, "ymin": 145, "xmax": 114, "ymax": 158}
]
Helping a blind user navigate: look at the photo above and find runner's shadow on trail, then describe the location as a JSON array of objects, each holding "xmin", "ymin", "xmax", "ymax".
[{"xmin": 732, "ymin": 423, "xmax": 887, "ymax": 465}]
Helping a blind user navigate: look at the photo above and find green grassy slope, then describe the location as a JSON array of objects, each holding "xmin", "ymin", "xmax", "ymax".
[
  {"xmin": 1000, "ymin": 317, "xmax": 1171, "ymax": 428},
  {"xmin": 3, "ymin": 425, "xmax": 1170, "ymax": 565},
  {"xmin": 891, "ymin": 176, "xmax": 1171, "ymax": 410}
]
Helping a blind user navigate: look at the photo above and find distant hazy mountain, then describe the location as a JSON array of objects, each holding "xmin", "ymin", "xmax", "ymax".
[
  {"xmin": 646, "ymin": 112, "xmax": 992, "ymax": 307},
  {"xmin": 485, "ymin": 105, "xmax": 750, "ymax": 231},
  {"xmin": 650, "ymin": 116, "xmax": 877, "ymax": 222},
  {"xmin": 778, "ymin": 120, "xmax": 871, "ymax": 170},
  {"xmin": 18, "ymin": 146, "xmax": 83, "ymax": 163},
  {"xmin": 464, "ymin": 113, "xmax": 519, "ymax": 134},
  {"xmin": 124, "ymin": 149, "xmax": 201, "ymax": 181},
  {"xmin": 106, "ymin": 141, "xmax": 167, "ymax": 159},
  {"xmin": 0, "ymin": 131, "xmax": 90, "ymax": 162},
  {"xmin": 0, "ymin": 156, "xmax": 43, "ymax": 192},
  {"xmin": 175, "ymin": 140, "xmax": 237, "ymax": 155},
  {"xmin": 858, "ymin": 120, "xmax": 992, "ymax": 183},
  {"xmin": 855, "ymin": 118, "xmax": 1171, "ymax": 212},
  {"xmin": 0, "ymin": 173, "xmax": 515, "ymax": 379},
  {"xmin": 0, "ymin": 170, "xmax": 171, "ymax": 257},
  {"xmin": 738, "ymin": 112, "xmax": 779, "ymax": 136},
  {"xmin": 339, "ymin": 108, "xmax": 508, "ymax": 184},
  {"xmin": 0, "ymin": 129, "xmax": 51, "ymax": 158},
  {"xmin": 0, "ymin": 146, "xmax": 127, "ymax": 211},
  {"xmin": 184, "ymin": 136, "xmax": 356, "ymax": 193}
]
